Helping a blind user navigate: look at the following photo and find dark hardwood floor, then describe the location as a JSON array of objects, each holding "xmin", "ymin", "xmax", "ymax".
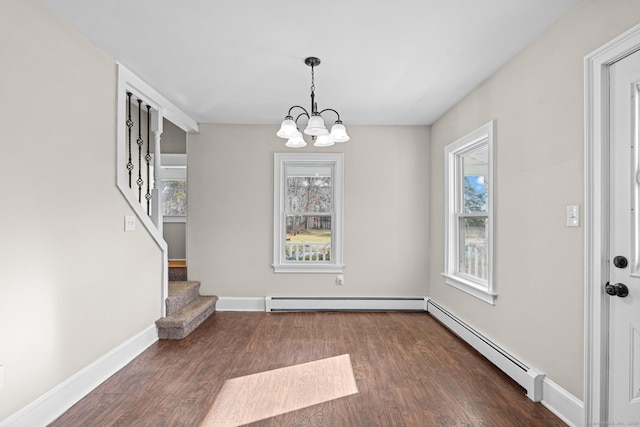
[{"xmin": 50, "ymin": 312, "xmax": 565, "ymax": 426}]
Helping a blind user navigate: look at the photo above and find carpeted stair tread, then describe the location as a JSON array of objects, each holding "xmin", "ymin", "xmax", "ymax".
[
  {"xmin": 166, "ymin": 281, "xmax": 201, "ymax": 315},
  {"xmin": 168, "ymin": 280, "xmax": 200, "ymax": 295},
  {"xmin": 156, "ymin": 295, "xmax": 218, "ymax": 340}
]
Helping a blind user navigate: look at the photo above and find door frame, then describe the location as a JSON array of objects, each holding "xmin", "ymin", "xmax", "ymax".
[{"xmin": 585, "ymin": 23, "xmax": 640, "ymax": 425}]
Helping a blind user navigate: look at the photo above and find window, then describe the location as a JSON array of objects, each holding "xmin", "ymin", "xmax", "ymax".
[
  {"xmin": 443, "ymin": 121, "xmax": 495, "ymax": 304},
  {"xmin": 273, "ymin": 153, "xmax": 344, "ymax": 273},
  {"xmin": 151, "ymin": 154, "xmax": 187, "ymax": 223}
]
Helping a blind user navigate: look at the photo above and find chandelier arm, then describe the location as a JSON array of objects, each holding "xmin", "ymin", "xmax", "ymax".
[
  {"xmin": 318, "ymin": 108, "xmax": 342, "ymax": 122},
  {"xmin": 287, "ymin": 105, "xmax": 310, "ymax": 118},
  {"xmin": 294, "ymin": 112, "xmax": 309, "ymax": 124}
]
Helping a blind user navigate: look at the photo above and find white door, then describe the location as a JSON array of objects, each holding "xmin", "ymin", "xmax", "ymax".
[{"xmin": 609, "ymin": 48, "xmax": 640, "ymax": 423}]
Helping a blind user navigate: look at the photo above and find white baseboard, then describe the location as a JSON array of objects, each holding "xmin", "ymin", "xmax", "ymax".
[
  {"xmin": 426, "ymin": 299, "xmax": 583, "ymax": 425},
  {"xmin": 265, "ymin": 296, "xmax": 426, "ymax": 312},
  {"xmin": 541, "ymin": 378, "xmax": 584, "ymax": 427},
  {"xmin": 0, "ymin": 324, "xmax": 158, "ymax": 427},
  {"xmin": 216, "ymin": 297, "xmax": 266, "ymax": 311}
]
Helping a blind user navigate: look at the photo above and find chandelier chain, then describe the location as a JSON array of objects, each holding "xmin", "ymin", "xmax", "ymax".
[{"xmin": 310, "ymin": 64, "xmax": 315, "ymax": 93}]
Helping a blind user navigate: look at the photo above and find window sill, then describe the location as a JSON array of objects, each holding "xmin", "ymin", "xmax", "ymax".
[
  {"xmin": 441, "ymin": 273, "xmax": 496, "ymax": 305},
  {"xmin": 273, "ymin": 263, "xmax": 344, "ymax": 274}
]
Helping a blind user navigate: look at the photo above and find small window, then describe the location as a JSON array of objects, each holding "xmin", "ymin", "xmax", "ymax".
[
  {"xmin": 160, "ymin": 166, "xmax": 187, "ymax": 218},
  {"xmin": 273, "ymin": 153, "xmax": 344, "ymax": 273},
  {"xmin": 443, "ymin": 121, "xmax": 495, "ymax": 304},
  {"xmin": 150, "ymin": 154, "xmax": 187, "ymax": 223}
]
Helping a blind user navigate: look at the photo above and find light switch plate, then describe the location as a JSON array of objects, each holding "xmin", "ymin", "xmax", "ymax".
[
  {"xmin": 567, "ymin": 205, "xmax": 580, "ymax": 227},
  {"xmin": 0, "ymin": 364, "xmax": 5, "ymax": 391},
  {"xmin": 124, "ymin": 215, "xmax": 136, "ymax": 232}
]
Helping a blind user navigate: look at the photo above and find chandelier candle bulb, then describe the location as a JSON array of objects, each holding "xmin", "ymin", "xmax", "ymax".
[{"xmin": 276, "ymin": 57, "xmax": 349, "ymax": 147}]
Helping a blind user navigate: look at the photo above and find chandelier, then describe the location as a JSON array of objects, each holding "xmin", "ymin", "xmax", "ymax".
[{"xmin": 276, "ymin": 57, "xmax": 350, "ymax": 148}]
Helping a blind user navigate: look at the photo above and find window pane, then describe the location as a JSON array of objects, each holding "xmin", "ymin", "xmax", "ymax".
[
  {"xmin": 462, "ymin": 145, "xmax": 488, "ymax": 213},
  {"xmin": 286, "ymin": 176, "xmax": 332, "ymax": 213},
  {"xmin": 286, "ymin": 215, "xmax": 331, "ymax": 261},
  {"xmin": 459, "ymin": 217, "xmax": 488, "ymax": 280},
  {"xmin": 161, "ymin": 179, "xmax": 187, "ymax": 216}
]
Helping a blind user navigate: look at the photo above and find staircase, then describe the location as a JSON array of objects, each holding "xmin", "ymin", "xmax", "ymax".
[
  {"xmin": 155, "ymin": 281, "xmax": 218, "ymax": 339},
  {"xmin": 168, "ymin": 260, "xmax": 187, "ymax": 281}
]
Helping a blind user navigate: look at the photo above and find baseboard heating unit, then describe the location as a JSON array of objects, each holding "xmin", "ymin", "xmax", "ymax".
[
  {"xmin": 265, "ymin": 296, "xmax": 426, "ymax": 312},
  {"xmin": 426, "ymin": 299, "xmax": 545, "ymax": 402}
]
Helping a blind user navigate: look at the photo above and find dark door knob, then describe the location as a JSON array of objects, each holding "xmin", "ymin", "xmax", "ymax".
[
  {"xmin": 613, "ymin": 256, "xmax": 628, "ymax": 268},
  {"xmin": 605, "ymin": 282, "xmax": 629, "ymax": 298}
]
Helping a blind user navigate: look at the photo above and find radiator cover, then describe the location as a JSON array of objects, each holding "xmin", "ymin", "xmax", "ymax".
[{"xmin": 265, "ymin": 296, "xmax": 426, "ymax": 312}]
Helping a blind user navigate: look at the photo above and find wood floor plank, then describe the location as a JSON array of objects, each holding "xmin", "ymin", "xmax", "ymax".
[{"xmin": 49, "ymin": 312, "xmax": 565, "ymax": 426}]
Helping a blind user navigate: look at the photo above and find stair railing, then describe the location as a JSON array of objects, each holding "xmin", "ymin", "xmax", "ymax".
[{"xmin": 117, "ymin": 63, "xmax": 198, "ymax": 316}]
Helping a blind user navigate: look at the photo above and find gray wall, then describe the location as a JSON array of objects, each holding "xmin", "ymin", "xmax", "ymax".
[
  {"xmin": 188, "ymin": 124, "xmax": 430, "ymax": 298},
  {"xmin": 428, "ymin": 0, "xmax": 640, "ymax": 400},
  {"xmin": 0, "ymin": 0, "xmax": 162, "ymax": 420},
  {"xmin": 160, "ymin": 118, "xmax": 187, "ymax": 154},
  {"xmin": 164, "ymin": 222, "xmax": 187, "ymax": 259}
]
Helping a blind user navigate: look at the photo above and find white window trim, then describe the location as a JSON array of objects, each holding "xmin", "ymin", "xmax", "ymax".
[
  {"xmin": 442, "ymin": 120, "xmax": 496, "ymax": 304},
  {"xmin": 273, "ymin": 152, "xmax": 344, "ymax": 273}
]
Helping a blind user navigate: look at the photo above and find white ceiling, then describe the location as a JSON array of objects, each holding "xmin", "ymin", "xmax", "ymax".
[{"xmin": 40, "ymin": 0, "xmax": 580, "ymax": 126}]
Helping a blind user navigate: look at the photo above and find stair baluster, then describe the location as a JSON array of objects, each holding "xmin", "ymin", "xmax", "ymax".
[
  {"xmin": 126, "ymin": 92, "xmax": 134, "ymax": 188},
  {"xmin": 124, "ymin": 92, "xmax": 157, "ymax": 219},
  {"xmin": 145, "ymin": 105, "xmax": 152, "ymax": 215},
  {"xmin": 136, "ymin": 99, "xmax": 144, "ymax": 203}
]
